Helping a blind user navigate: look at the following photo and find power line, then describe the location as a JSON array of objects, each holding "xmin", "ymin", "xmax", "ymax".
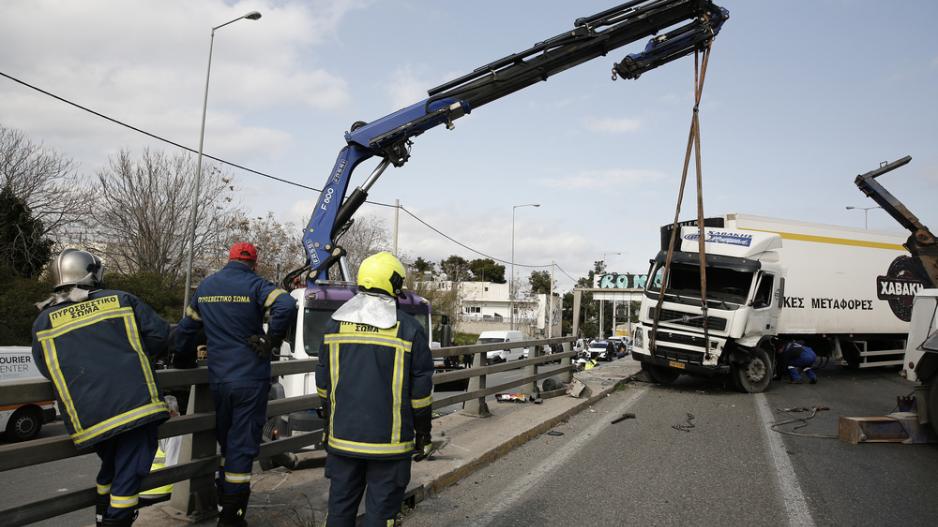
[{"xmin": 1, "ymin": 70, "xmax": 585, "ymax": 279}]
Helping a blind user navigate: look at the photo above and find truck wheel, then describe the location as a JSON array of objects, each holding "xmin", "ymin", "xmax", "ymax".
[
  {"xmin": 6, "ymin": 406, "xmax": 42, "ymax": 442},
  {"xmin": 642, "ymin": 363, "xmax": 680, "ymax": 385},
  {"xmin": 731, "ymin": 348, "xmax": 773, "ymax": 393}
]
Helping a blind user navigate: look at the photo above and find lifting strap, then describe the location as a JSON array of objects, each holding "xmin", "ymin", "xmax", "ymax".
[{"xmin": 649, "ymin": 38, "xmax": 715, "ymax": 358}]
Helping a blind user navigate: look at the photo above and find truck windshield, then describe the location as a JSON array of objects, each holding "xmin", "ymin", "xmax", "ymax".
[
  {"xmin": 478, "ymin": 338, "xmax": 506, "ymax": 344},
  {"xmin": 648, "ymin": 262, "xmax": 753, "ymax": 306},
  {"xmin": 303, "ymin": 308, "xmax": 334, "ymax": 357}
]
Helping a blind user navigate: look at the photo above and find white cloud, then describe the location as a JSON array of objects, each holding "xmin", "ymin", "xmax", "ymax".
[
  {"xmin": 542, "ymin": 168, "xmax": 666, "ymax": 190},
  {"xmin": 0, "ymin": 0, "xmax": 364, "ymax": 164},
  {"xmin": 385, "ymin": 65, "xmax": 460, "ymax": 108},
  {"xmin": 583, "ymin": 116, "xmax": 641, "ymax": 133}
]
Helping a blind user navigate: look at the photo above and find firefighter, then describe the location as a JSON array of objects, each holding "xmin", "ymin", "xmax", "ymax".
[
  {"xmin": 318, "ymin": 252, "xmax": 434, "ymax": 527},
  {"xmin": 175, "ymin": 242, "xmax": 296, "ymax": 527},
  {"xmin": 778, "ymin": 340, "xmax": 818, "ymax": 384},
  {"xmin": 31, "ymin": 249, "xmax": 170, "ymax": 527}
]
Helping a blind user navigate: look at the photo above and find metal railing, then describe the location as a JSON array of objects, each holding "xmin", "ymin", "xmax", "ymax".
[{"xmin": 0, "ymin": 336, "xmax": 575, "ymax": 525}]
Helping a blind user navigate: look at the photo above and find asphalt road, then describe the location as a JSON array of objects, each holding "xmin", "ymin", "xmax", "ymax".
[{"xmin": 405, "ymin": 366, "xmax": 938, "ymax": 527}]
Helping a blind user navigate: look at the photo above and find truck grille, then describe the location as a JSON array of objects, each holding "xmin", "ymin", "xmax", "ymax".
[
  {"xmin": 653, "ymin": 345, "xmax": 704, "ymax": 365},
  {"xmin": 654, "ymin": 331, "xmax": 711, "ymax": 348},
  {"xmin": 647, "ymin": 308, "xmax": 727, "ymax": 331}
]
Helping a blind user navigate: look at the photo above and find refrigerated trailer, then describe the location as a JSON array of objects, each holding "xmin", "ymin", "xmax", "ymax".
[{"xmin": 631, "ymin": 214, "xmax": 927, "ymax": 392}]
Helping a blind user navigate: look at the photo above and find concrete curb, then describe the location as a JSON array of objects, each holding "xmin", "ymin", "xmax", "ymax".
[{"xmin": 403, "ymin": 374, "xmax": 630, "ymax": 506}]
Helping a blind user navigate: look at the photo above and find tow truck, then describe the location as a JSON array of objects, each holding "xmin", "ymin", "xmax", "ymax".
[
  {"xmin": 854, "ymin": 156, "xmax": 938, "ymax": 435},
  {"xmin": 273, "ymin": 0, "xmax": 731, "ymax": 439}
]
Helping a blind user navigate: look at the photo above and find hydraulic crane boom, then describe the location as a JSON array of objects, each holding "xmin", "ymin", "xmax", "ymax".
[
  {"xmin": 855, "ymin": 155, "xmax": 938, "ymax": 288},
  {"xmin": 291, "ymin": 0, "xmax": 729, "ymax": 287}
]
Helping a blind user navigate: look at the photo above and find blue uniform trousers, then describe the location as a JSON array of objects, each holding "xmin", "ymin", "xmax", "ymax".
[
  {"xmin": 212, "ymin": 380, "xmax": 269, "ymax": 494},
  {"xmin": 94, "ymin": 422, "xmax": 159, "ymax": 520},
  {"xmin": 786, "ymin": 347, "xmax": 818, "ymax": 383},
  {"xmin": 325, "ymin": 454, "xmax": 411, "ymax": 527}
]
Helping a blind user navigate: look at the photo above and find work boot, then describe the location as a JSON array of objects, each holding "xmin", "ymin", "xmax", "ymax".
[
  {"xmin": 96, "ymin": 493, "xmax": 109, "ymax": 526},
  {"xmin": 100, "ymin": 513, "xmax": 136, "ymax": 527},
  {"xmin": 804, "ymin": 368, "xmax": 817, "ymax": 384},
  {"xmin": 217, "ymin": 490, "xmax": 250, "ymax": 527}
]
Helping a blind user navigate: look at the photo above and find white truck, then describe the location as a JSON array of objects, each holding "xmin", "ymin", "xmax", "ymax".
[
  {"xmin": 631, "ymin": 213, "xmax": 926, "ymax": 392},
  {"xmin": 0, "ymin": 347, "xmax": 57, "ymax": 441}
]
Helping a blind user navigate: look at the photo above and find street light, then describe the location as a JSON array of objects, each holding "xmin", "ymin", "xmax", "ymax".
[
  {"xmin": 845, "ymin": 205, "xmax": 882, "ymax": 230},
  {"xmin": 183, "ymin": 11, "xmax": 262, "ymax": 310},
  {"xmin": 598, "ymin": 251, "xmax": 621, "ymax": 339},
  {"xmin": 510, "ymin": 203, "xmax": 540, "ymax": 330}
]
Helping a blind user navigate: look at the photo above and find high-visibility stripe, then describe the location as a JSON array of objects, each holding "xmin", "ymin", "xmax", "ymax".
[
  {"xmin": 338, "ymin": 321, "xmax": 400, "ymax": 337},
  {"xmin": 329, "ymin": 342, "xmax": 339, "ymax": 442},
  {"xmin": 411, "ymin": 395, "xmax": 432, "ymax": 409},
  {"xmin": 71, "ymin": 401, "xmax": 168, "ymax": 445},
  {"xmin": 37, "ymin": 307, "xmax": 135, "ymax": 340},
  {"xmin": 224, "ymin": 472, "xmax": 252, "ymax": 484},
  {"xmin": 328, "ymin": 436, "xmax": 415, "ymax": 456},
  {"xmin": 391, "ymin": 346, "xmax": 404, "ymax": 443},
  {"xmin": 185, "ymin": 305, "xmax": 202, "ymax": 321},
  {"xmin": 740, "ymin": 227, "xmax": 905, "ymax": 251},
  {"xmin": 96, "ymin": 483, "xmax": 111, "ymax": 495},
  {"xmin": 122, "ymin": 313, "xmax": 159, "ymax": 402},
  {"xmin": 110, "ymin": 494, "xmax": 139, "ymax": 508},
  {"xmin": 41, "ymin": 338, "xmax": 81, "ymax": 431},
  {"xmin": 316, "ymin": 387, "xmax": 328, "ymax": 399},
  {"xmin": 323, "ymin": 335, "xmax": 413, "ymax": 352},
  {"xmin": 264, "ymin": 288, "xmax": 288, "ymax": 308}
]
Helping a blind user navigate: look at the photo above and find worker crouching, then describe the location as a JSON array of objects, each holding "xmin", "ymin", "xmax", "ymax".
[
  {"xmin": 31, "ymin": 249, "xmax": 171, "ymax": 526},
  {"xmin": 318, "ymin": 252, "xmax": 434, "ymax": 527}
]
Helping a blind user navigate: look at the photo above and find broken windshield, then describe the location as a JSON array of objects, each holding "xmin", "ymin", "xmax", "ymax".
[{"xmin": 647, "ymin": 262, "xmax": 753, "ymax": 307}]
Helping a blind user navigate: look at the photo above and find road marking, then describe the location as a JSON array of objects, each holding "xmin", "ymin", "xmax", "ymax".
[
  {"xmin": 471, "ymin": 387, "xmax": 647, "ymax": 527},
  {"xmin": 754, "ymin": 393, "xmax": 816, "ymax": 527}
]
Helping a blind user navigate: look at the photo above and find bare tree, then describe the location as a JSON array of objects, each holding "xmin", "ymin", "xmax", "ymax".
[
  {"xmin": 335, "ymin": 214, "xmax": 392, "ymax": 280},
  {"xmin": 0, "ymin": 124, "xmax": 91, "ymax": 242},
  {"xmin": 224, "ymin": 211, "xmax": 305, "ymax": 283},
  {"xmin": 94, "ymin": 149, "xmax": 235, "ymax": 284}
]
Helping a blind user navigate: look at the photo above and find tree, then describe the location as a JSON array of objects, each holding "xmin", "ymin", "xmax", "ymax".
[
  {"xmin": 467, "ymin": 258, "xmax": 505, "ymax": 283},
  {"xmin": 93, "ymin": 149, "xmax": 235, "ymax": 285},
  {"xmin": 439, "ymin": 255, "xmax": 469, "ymax": 281},
  {"xmin": 0, "ymin": 125, "xmax": 90, "ymax": 242},
  {"xmin": 336, "ymin": 214, "xmax": 391, "ymax": 280},
  {"xmin": 0, "ymin": 185, "xmax": 53, "ymax": 278},
  {"xmin": 528, "ymin": 270, "xmax": 552, "ymax": 294},
  {"xmin": 224, "ymin": 211, "xmax": 304, "ymax": 283},
  {"xmin": 412, "ymin": 257, "xmax": 435, "ymax": 278}
]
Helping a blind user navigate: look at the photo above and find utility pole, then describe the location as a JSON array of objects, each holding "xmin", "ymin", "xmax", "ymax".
[
  {"xmin": 548, "ymin": 261, "xmax": 554, "ymax": 338},
  {"xmin": 392, "ymin": 199, "xmax": 400, "ymax": 255}
]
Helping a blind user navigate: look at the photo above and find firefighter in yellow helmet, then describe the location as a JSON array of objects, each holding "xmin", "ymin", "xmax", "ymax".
[{"xmin": 317, "ymin": 252, "xmax": 434, "ymax": 526}]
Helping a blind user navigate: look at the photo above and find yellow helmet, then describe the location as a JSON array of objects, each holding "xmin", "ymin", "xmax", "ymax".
[{"xmin": 357, "ymin": 251, "xmax": 406, "ymax": 297}]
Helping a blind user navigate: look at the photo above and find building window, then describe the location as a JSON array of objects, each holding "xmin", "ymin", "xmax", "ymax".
[{"xmin": 464, "ymin": 306, "xmax": 481, "ymax": 314}]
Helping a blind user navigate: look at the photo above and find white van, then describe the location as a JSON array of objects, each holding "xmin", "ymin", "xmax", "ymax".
[
  {"xmin": 0, "ymin": 347, "xmax": 57, "ymax": 441},
  {"xmin": 477, "ymin": 330, "xmax": 527, "ymax": 362}
]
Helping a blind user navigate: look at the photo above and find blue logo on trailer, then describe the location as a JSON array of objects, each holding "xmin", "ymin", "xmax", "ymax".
[{"xmin": 684, "ymin": 231, "xmax": 753, "ymax": 247}]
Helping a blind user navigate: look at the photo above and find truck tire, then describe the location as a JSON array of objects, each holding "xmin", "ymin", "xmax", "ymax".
[
  {"xmin": 731, "ymin": 348, "xmax": 773, "ymax": 393},
  {"xmin": 6, "ymin": 406, "xmax": 42, "ymax": 442},
  {"xmin": 642, "ymin": 362, "xmax": 680, "ymax": 385}
]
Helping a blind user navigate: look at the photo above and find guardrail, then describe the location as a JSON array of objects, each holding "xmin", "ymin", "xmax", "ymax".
[{"xmin": 0, "ymin": 336, "xmax": 575, "ymax": 525}]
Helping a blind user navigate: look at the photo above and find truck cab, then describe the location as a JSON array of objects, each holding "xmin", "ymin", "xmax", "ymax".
[{"xmin": 631, "ymin": 226, "xmax": 785, "ymax": 392}]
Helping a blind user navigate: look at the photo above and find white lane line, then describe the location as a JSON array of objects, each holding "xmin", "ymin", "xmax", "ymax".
[
  {"xmin": 472, "ymin": 387, "xmax": 647, "ymax": 527},
  {"xmin": 755, "ymin": 392, "xmax": 816, "ymax": 527}
]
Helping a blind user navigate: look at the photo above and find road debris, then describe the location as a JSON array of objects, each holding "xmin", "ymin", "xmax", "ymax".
[
  {"xmin": 496, "ymin": 393, "xmax": 530, "ymax": 403},
  {"xmin": 546, "ymin": 430, "xmax": 564, "ymax": 437},
  {"xmin": 771, "ymin": 406, "xmax": 837, "ymax": 439},
  {"xmin": 672, "ymin": 413, "xmax": 696, "ymax": 432},
  {"xmin": 611, "ymin": 412, "xmax": 636, "ymax": 424}
]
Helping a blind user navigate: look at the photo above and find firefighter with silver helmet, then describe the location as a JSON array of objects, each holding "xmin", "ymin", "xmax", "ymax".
[
  {"xmin": 175, "ymin": 242, "xmax": 296, "ymax": 527},
  {"xmin": 31, "ymin": 249, "xmax": 171, "ymax": 527},
  {"xmin": 318, "ymin": 251, "xmax": 434, "ymax": 527}
]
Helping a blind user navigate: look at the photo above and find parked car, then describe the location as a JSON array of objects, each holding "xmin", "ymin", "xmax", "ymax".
[
  {"xmin": 587, "ymin": 340, "xmax": 616, "ymax": 362},
  {"xmin": 478, "ymin": 330, "xmax": 527, "ymax": 363}
]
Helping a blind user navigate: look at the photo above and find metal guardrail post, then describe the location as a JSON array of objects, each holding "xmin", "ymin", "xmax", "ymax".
[
  {"xmin": 461, "ymin": 350, "xmax": 490, "ymax": 417},
  {"xmin": 560, "ymin": 341, "xmax": 574, "ymax": 383},
  {"xmin": 166, "ymin": 383, "xmax": 218, "ymax": 522},
  {"xmin": 522, "ymin": 345, "xmax": 540, "ymax": 397}
]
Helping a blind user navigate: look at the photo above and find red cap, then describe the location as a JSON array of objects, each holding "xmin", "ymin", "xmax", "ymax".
[{"xmin": 229, "ymin": 242, "xmax": 258, "ymax": 262}]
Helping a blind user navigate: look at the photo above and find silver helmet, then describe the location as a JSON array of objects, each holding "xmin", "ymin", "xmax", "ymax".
[{"xmin": 51, "ymin": 249, "xmax": 104, "ymax": 291}]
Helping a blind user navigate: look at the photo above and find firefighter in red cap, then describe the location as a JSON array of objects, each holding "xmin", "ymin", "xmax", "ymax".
[{"xmin": 175, "ymin": 242, "xmax": 296, "ymax": 526}]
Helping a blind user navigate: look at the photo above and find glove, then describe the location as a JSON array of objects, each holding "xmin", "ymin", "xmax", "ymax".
[
  {"xmin": 319, "ymin": 404, "xmax": 330, "ymax": 447},
  {"xmin": 246, "ymin": 334, "xmax": 273, "ymax": 359},
  {"xmin": 414, "ymin": 432, "xmax": 432, "ymax": 461},
  {"xmin": 413, "ymin": 408, "xmax": 432, "ymax": 460}
]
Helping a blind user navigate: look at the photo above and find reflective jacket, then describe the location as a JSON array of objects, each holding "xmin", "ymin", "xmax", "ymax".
[
  {"xmin": 316, "ymin": 311, "xmax": 434, "ymax": 459},
  {"xmin": 176, "ymin": 261, "xmax": 296, "ymax": 383},
  {"xmin": 31, "ymin": 289, "xmax": 170, "ymax": 447}
]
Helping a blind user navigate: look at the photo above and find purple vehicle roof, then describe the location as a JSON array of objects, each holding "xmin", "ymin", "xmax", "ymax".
[{"xmin": 304, "ymin": 282, "xmax": 430, "ymax": 314}]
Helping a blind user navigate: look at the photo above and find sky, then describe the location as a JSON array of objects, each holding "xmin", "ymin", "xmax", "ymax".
[{"xmin": 2, "ymin": 0, "xmax": 936, "ymax": 292}]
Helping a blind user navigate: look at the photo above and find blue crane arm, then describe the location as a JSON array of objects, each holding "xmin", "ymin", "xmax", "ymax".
[{"xmin": 292, "ymin": 0, "xmax": 728, "ymax": 287}]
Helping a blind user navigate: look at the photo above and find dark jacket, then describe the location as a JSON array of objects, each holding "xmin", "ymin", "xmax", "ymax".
[
  {"xmin": 316, "ymin": 310, "xmax": 434, "ymax": 459},
  {"xmin": 780, "ymin": 342, "xmax": 817, "ymax": 368},
  {"xmin": 31, "ymin": 289, "xmax": 170, "ymax": 447},
  {"xmin": 176, "ymin": 261, "xmax": 296, "ymax": 383}
]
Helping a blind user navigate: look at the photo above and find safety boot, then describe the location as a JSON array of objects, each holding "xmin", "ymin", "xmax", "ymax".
[
  {"xmin": 217, "ymin": 490, "xmax": 250, "ymax": 527},
  {"xmin": 804, "ymin": 368, "xmax": 817, "ymax": 384},
  {"xmin": 100, "ymin": 513, "xmax": 136, "ymax": 526}
]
